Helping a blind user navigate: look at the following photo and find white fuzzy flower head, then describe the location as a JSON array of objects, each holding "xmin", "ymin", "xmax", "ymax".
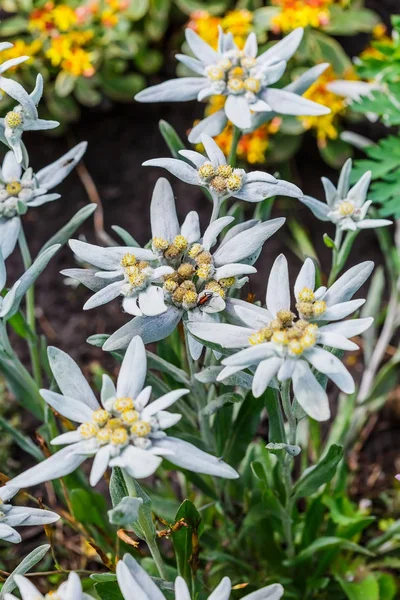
[
  {"xmin": 4, "ymin": 572, "xmax": 95, "ymax": 600},
  {"xmin": 0, "ymin": 74, "xmax": 59, "ymax": 164},
  {"xmin": 0, "ymin": 142, "xmax": 87, "ymax": 260},
  {"xmin": 143, "ymin": 134, "xmax": 301, "ymax": 204},
  {"xmin": 300, "ymin": 159, "xmax": 392, "ymax": 232},
  {"xmin": 6, "ymin": 336, "xmax": 238, "ymax": 491},
  {"xmin": 117, "ymin": 554, "xmax": 284, "ymax": 600},
  {"xmin": 0, "ymin": 486, "xmax": 59, "ymax": 544},
  {"xmin": 135, "ymin": 27, "xmax": 331, "ymax": 142},
  {"xmin": 188, "ymin": 254, "xmax": 375, "ymax": 422}
]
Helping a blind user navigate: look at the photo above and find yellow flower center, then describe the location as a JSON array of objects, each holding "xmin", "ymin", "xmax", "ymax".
[
  {"xmin": 198, "ymin": 162, "xmax": 215, "ymax": 180},
  {"xmin": 131, "ymin": 420, "xmax": 152, "ymax": 437},
  {"xmin": 228, "ymin": 66, "xmax": 245, "ymax": 79},
  {"xmin": 226, "ymin": 174, "xmax": 243, "ymax": 191},
  {"xmin": 178, "ymin": 263, "xmax": 195, "ymax": 279},
  {"xmin": 188, "ymin": 243, "xmax": 203, "ymax": 258},
  {"xmin": 205, "ymin": 280, "xmax": 225, "ymax": 298},
  {"xmin": 96, "ymin": 428, "xmax": 112, "ymax": 443},
  {"xmin": 206, "ymin": 65, "xmax": 225, "ymax": 81},
  {"xmin": 338, "ymin": 200, "xmax": 355, "ymax": 216},
  {"xmin": 111, "ymin": 427, "xmax": 129, "ymax": 445},
  {"xmin": 173, "ymin": 235, "xmax": 188, "ymax": 251},
  {"xmin": 244, "ymin": 77, "xmax": 261, "ymax": 93},
  {"xmin": 92, "ymin": 409, "xmax": 109, "ymax": 426},
  {"xmin": 121, "ymin": 253, "xmax": 137, "ymax": 267},
  {"xmin": 183, "ymin": 290, "xmax": 198, "ymax": 306},
  {"xmin": 121, "ymin": 409, "xmax": 139, "ymax": 425},
  {"xmin": 5, "ymin": 111, "xmax": 22, "ymax": 129},
  {"xmin": 312, "ymin": 300, "xmax": 327, "ymax": 316},
  {"xmin": 152, "ymin": 237, "xmax": 169, "ymax": 251},
  {"xmin": 197, "ymin": 264, "xmax": 214, "ymax": 280},
  {"xmin": 219, "ymin": 277, "xmax": 235, "ymax": 288},
  {"xmin": 227, "ymin": 78, "xmax": 245, "ymax": 93},
  {"xmin": 78, "ymin": 422, "xmax": 99, "ymax": 439},
  {"xmin": 241, "ymin": 57, "xmax": 256, "ymax": 69},
  {"xmin": 114, "ymin": 396, "xmax": 134, "ymax": 412},
  {"xmin": 298, "ymin": 287, "xmax": 315, "ymax": 302},
  {"xmin": 248, "ymin": 315, "xmax": 318, "ymax": 355},
  {"xmin": 5, "ymin": 181, "xmax": 21, "ymax": 196},
  {"xmin": 216, "ymin": 164, "xmax": 233, "ymax": 177}
]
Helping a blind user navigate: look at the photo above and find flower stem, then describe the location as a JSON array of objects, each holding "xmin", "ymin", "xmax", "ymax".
[
  {"xmin": 228, "ymin": 125, "xmax": 242, "ymax": 168},
  {"xmin": 280, "ymin": 380, "xmax": 296, "ymax": 558},
  {"xmin": 121, "ymin": 469, "xmax": 168, "ymax": 580},
  {"xmin": 18, "ymin": 226, "xmax": 42, "ymax": 388},
  {"xmin": 328, "ymin": 229, "xmax": 358, "ymax": 286}
]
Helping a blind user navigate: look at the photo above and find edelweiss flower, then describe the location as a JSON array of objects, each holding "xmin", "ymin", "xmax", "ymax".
[
  {"xmin": 188, "ymin": 255, "xmax": 374, "ymax": 421},
  {"xmin": 7, "ymin": 336, "xmax": 238, "ymax": 489},
  {"xmin": 143, "ymin": 134, "xmax": 301, "ymax": 206},
  {"xmin": 84, "ymin": 178, "xmax": 285, "ymax": 357},
  {"xmin": 0, "ymin": 74, "xmax": 59, "ymax": 163},
  {"xmin": 0, "ymin": 42, "xmax": 37, "ymax": 118},
  {"xmin": 4, "ymin": 572, "xmax": 95, "ymax": 600},
  {"xmin": 0, "ymin": 486, "xmax": 59, "ymax": 543},
  {"xmin": 117, "ymin": 554, "xmax": 284, "ymax": 600},
  {"xmin": 0, "ymin": 142, "xmax": 87, "ymax": 259},
  {"xmin": 64, "ymin": 239, "xmax": 171, "ymax": 317},
  {"xmin": 135, "ymin": 27, "xmax": 330, "ymax": 142},
  {"xmin": 299, "ymin": 159, "xmax": 392, "ymax": 231}
]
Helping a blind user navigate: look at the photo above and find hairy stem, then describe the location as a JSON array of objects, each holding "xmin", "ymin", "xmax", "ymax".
[
  {"xmin": 122, "ymin": 469, "xmax": 168, "ymax": 580},
  {"xmin": 18, "ymin": 226, "xmax": 42, "ymax": 388},
  {"xmin": 280, "ymin": 380, "xmax": 296, "ymax": 558}
]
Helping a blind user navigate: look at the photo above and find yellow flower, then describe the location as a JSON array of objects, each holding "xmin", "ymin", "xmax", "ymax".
[
  {"xmin": 52, "ymin": 5, "xmax": 77, "ymax": 31},
  {"xmin": 271, "ymin": 0, "xmax": 333, "ymax": 34},
  {"xmin": 0, "ymin": 39, "xmax": 42, "ymax": 69},
  {"xmin": 101, "ymin": 9, "xmax": 119, "ymax": 27},
  {"xmin": 300, "ymin": 66, "xmax": 354, "ymax": 147},
  {"xmin": 187, "ymin": 9, "xmax": 253, "ymax": 50}
]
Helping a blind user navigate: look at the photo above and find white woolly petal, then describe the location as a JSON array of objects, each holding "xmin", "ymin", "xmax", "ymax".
[
  {"xmin": 116, "ymin": 336, "xmax": 147, "ymax": 399},
  {"xmin": 150, "ymin": 178, "xmax": 180, "ymax": 241},
  {"xmin": 252, "ymin": 357, "xmax": 282, "ymax": 397},
  {"xmin": 294, "ymin": 258, "xmax": 315, "ymax": 300},
  {"xmin": 225, "ymin": 94, "xmax": 252, "ymax": 129},
  {"xmin": 188, "ymin": 322, "xmax": 254, "ymax": 349},
  {"xmin": 109, "ymin": 446, "xmax": 162, "ymax": 479},
  {"xmin": 292, "ymin": 360, "xmax": 330, "ymax": 421},
  {"xmin": 40, "ymin": 390, "xmax": 95, "ymax": 423},
  {"xmin": 306, "ymin": 346, "xmax": 355, "ymax": 393},
  {"xmin": 142, "ymin": 389, "xmax": 189, "ymax": 419},
  {"xmin": 266, "ymin": 254, "xmax": 291, "ymax": 316}
]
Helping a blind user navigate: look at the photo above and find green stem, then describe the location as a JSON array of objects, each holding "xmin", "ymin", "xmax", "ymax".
[
  {"xmin": 280, "ymin": 380, "xmax": 296, "ymax": 559},
  {"xmin": 121, "ymin": 469, "xmax": 168, "ymax": 580},
  {"xmin": 328, "ymin": 230, "xmax": 358, "ymax": 286},
  {"xmin": 183, "ymin": 327, "xmax": 215, "ymax": 453},
  {"xmin": 228, "ymin": 125, "xmax": 242, "ymax": 168},
  {"xmin": 18, "ymin": 226, "xmax": 42, "ymax": 388}
]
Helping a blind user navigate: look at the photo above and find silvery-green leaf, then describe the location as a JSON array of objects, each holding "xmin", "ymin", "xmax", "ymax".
[
  {"xmin": 111, "ymin": 225, "xmax": 140, "ymax": 247},
  {"xmin": 266, "ymin": 442, "xmax": 301, "ymax": 456},
  {"xmin": 0, "ymin": 544, "xmax": 49, "ymax": 597},
  {"xmin": 39, "ymin": 204, "xmax": 96, "ymax": 255},
  {"xmin": 146, "ymin": 351, "xmax": 189, "ymax": 386},
  {"xmin": 201, "ymin": 393, "xmax": 242, "ymax": 416},
  {"xmin": 108, "ymin": 497, "xmax": 143, "ymax": 526},
  {"xmin": 1, "ymin": 245, "xmax": 60, "ymax": 320}
]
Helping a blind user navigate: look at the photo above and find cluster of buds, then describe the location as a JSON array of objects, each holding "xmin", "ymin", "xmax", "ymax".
[
  {"xmin": 205, "ymin": 278, "xmax": 235, "ymax": 299},
  {"xmin": 205, "ymin": 51, "xmax": 262, "ymax": 103},
  {"xmin": 120, "ymin": 253, "xmax": 152, "ymax": 295},
  {"xmin": 0, "ymin": 170, "xmax": 37, "ymax": 218},
  {"xmin": 296, "ymin": 287, "xmax": 326, "ymax": 319},
  {"xmin": 78, "ymin": 395, "xmax": 158, "ymax": 452},
  {"xmin": 197, "ymin": 163, "xmax": 245, "ymax": 196},
  {"xmin": 249, "ymin": 309, "xmax": 319, "ymax": 356},
  {"xmin": 152, "ymin": 235, "xmax": 189, "ymax": 260}
]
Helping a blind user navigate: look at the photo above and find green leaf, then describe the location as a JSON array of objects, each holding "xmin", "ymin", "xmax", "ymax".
[
  {"xmin": 266, "ymin": 442, "xmax": 301, "ymax": 456},
  {"xmin": 324, "ymin": 7, "xmax": 379, "ymax": 35},
  {"xmin": 1, "ymin": 245, "xmax": 60, "ymax": 320},
  {"xmin": 172, "ymin": 500, "xmax": 203, "ymax": 584},
  {"xmin": 39, "ymin": 204, "xmax": 96, "ymax": 254},
  {"xmin": 305, "ymin": 30, "xmax": 352, "ymax": 75},
  {"xmin": 69, "ymin": 488, "xmax": 108, "ymax": 529},
  {"xmin": 0, "ymin": 413, "xmax": 43, "ymax": 461},
  {"xmin": 0, "ymin": 544, "xmax": 50, "ymax": 597},
  {"xmin": 201, "ymin": 392, "xmax": 242, "ymax": 416},
  {"xmin": 224, "ymin": 393, "xmax": 265, "ymax": 466},
  {"xmin": 336, "ymin": 573, "xmax": 380, "ymax": 600},
  {"xmin": 55, "ymin": 71, "xmax": 77, "ymax": 97},
  {"xmin": 293, "ymin": 444, "xmax": 343, "ymax": 499},
  {"xmin": 323, "ymin": 233, "xmax": 336, "ymax": 249},
  {"xmin": 111, "ymin": 225, "xmax": 140, "ymax": 247},
  {"xmin": 126, "ymin": 0, "xmax": 149, "ymax": 19},
  {"xmin": 361, "ymin": 351, "xmax": 400, "ymax": 404},
  {"xmin": 159, "ymin": 120, "xmax": 186, "ymax": 159},
  {"xmin": 108, "ymin": 496, "xmax": 143, "ymax": 525},
  {"xmin": 285, "ymin": 536, "xmax": 374, "ymax": 566},
  {"xmin": 110, "ymin": 468, "xmax": 155, "ymax": 540},
  {"xmin": 146, "ymin": 350, "xmax": 190, "ymax": 386},
  {"xmin": 0, "ymin": 15, "xmax": 28, "ymax": 35},
  {"xmin": 94, "ymin": 582, "xmax": 125, "ymax": 600}
]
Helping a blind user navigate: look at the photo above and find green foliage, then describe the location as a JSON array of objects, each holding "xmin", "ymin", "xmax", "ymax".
[{"xmin": 352, "ymin": 136, "xmax": 400, "ymax": 218}]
